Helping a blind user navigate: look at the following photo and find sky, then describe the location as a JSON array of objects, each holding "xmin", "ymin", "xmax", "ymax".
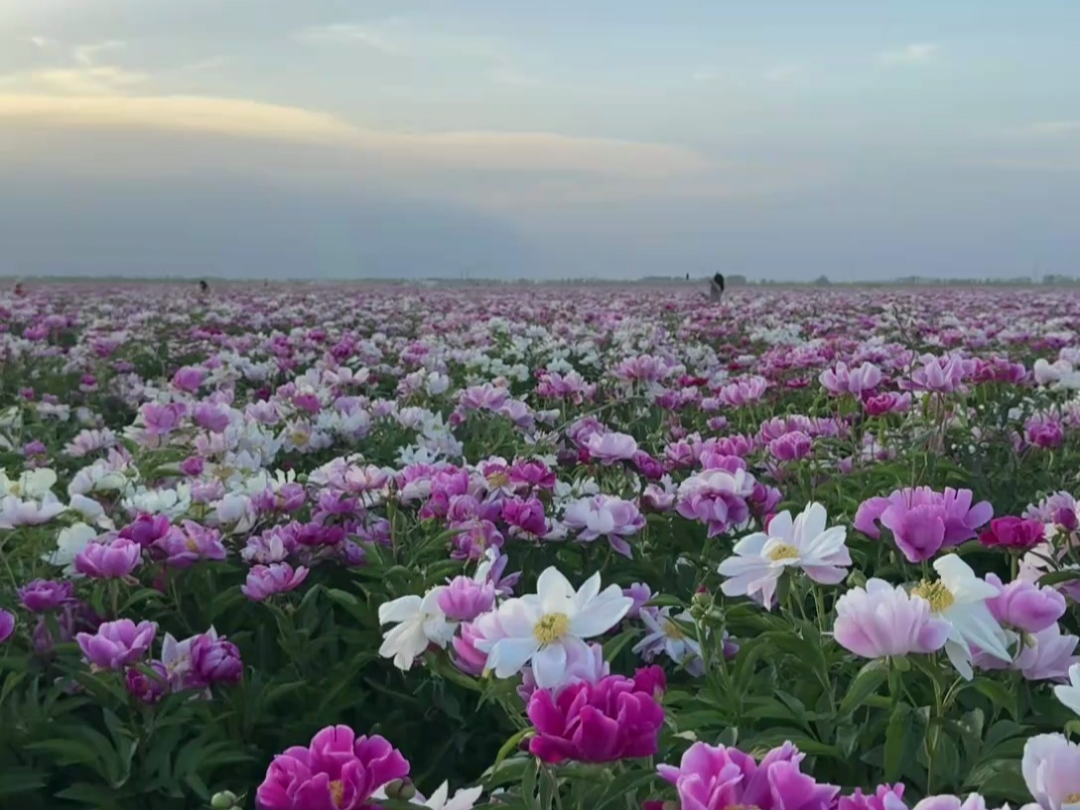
[{"xmin": 0, "ymin": 0, "xmax": 1078, "ymax": 281}]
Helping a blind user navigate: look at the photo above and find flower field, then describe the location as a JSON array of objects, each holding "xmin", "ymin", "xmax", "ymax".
[{"xmin": 4, "ymin": 282, "xmax": 1080, "ymax": 810}]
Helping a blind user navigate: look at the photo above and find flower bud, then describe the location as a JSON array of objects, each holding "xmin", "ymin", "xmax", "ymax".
[
  {"xmin": 210, "ymin": 791, "xmax": 240, "ymax": 810},
  {"xmin": 384, "ymin": 778, "xmax": 416, "ymax": 801}
]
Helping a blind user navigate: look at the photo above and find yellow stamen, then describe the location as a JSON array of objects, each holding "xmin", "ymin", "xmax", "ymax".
[
  {"xmin": 329, "ymin": 779, "xmax": 345, "ymax": 808},
  {"xmin": 185, "ymin": 538, "xmax": 198, "ymax": 552},
  {"xmin": 1064, "ymin": 795, "xmax": 1080, "ymax": 805},
  {"xmin": 912, "ymin": 579, "xmax": 955, "ymax": 613},
  {"xmin": 533, "ymin": 613, "xmax": 569, "ymax": 645},
  {"xmin": 487, "ymin": 471, "xmax": 511, "ymax": 489},
  {"xmin": 767, "ymin": 543, "xmax": 799, "ymax": 562},
  {"xmin": 663, "ymin": 619, "xmax": 686, "ymax": 640}
]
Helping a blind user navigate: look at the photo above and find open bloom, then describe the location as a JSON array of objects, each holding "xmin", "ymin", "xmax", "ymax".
[
  {"xmin": 915, "ymin": 555, "xmax": 1011, "ymax": 680},
  {"xmin": 74, "ymin": 537, "xmax": 141, "ymax": 579},
  {"xmin": 76, "ymin": 619, "xmax": 157, "ymax": 671},
  {"xmin": 242, "ymin": 563, "xmax": 310, "ymax": 602},
  {"xmin": 658, "ymin": 741, "xmax": 838, "ymax": 810},
  {"xmin": 855, "ymin": 487, "xmax": 992, "ymax": 563},
  {"xmin": 584, "ymin": 431, "xmax": 638, "ymax": 464},
  {"xmin": 0, "ymin": 609, "xmax": 14, "ymax": 644},
  {"xmin": 833, "ymin": 579, "xmax": 950, "ymax": 659},
  {"xmin": 255, "ymin": 726, "xmax": 410, "ymax": 810},
  {"xmin": 979, "ymin": 516, "xmax": 1046, "ymax": 550},
  {"xmin": 477, "ymin": 567, "xmax": 633, "ymax": 689},
  {"xmin": 378, "ymin": 588, "xmax": 456, "ymax": 670},
  {"xmin": 986, "ymin": 573, "xmax": 1066, "ymax": 634},
  {"xmin": 634, "ymin": 607, "xmax": 703, "ymax": 673},
  {"xmin": 718, "ymin": 503, "xmax": 851, "ymax": 610},
  {"xmin": 1022, "ymin": 733, "xmax": 1080, "ymax": 810},
  {"xmin": 562, "ymin": 494, "xmax": 645, "ymax": 558},
  {"xmin": 676, "ymin": 468, "xmax": 757, "ymax": 538},
  {"xmin": 526, "ymin": 669, "xmax": 665, "ymax": 764}
]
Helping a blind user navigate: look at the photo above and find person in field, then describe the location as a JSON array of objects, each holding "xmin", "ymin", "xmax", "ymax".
[
  {"xmin": 708, "ymin": 273, "xmax": 724, "ymax": 302},
  {"xmin": 199, "ymin": 280, "xmax": 209, "ymax": 294}
]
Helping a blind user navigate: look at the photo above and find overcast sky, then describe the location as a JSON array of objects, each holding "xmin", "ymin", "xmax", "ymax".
[{"xmin": 1, "ymin": 0, "xmax": 1078, "ymax": 281}]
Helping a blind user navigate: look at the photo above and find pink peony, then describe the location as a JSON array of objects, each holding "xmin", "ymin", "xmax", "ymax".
[
  {"xmin": 255, "ymin": 726, "xmax": 410, "ymax": 810},
  {"xmin": 526, "ymin": 669, "xmax": 665, "ymax": 764}
]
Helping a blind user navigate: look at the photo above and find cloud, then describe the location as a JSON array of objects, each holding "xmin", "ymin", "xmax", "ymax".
[
  {"xmin": 0, "ymin": 93, "xmax": 710, "ymax": 180},
  {"xmin": 21, "ymin": 35, "xmax": 57, "ymax": 50},
  {"xmin": 292, "ymin": 18, "xmax": 504, "ymax": 62},
  {"xmin": 291, "ymin": 22, "xmax": 406, "ymax": 54},
  {"xmin": 877, "ymin": 43, "xmax": 939, "ymax": 66},
  {"xmin": 72, "ymin": 40, "xmax": 126, "ymax": 67}
]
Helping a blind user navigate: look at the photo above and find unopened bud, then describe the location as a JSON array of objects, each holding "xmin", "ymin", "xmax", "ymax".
[
  {"xmin": 210, "ymin": 791, "xmax": 240, "ymax": 810},
  {"xmin": 384, "ymin": 779, "xmax": 417, "ymax": 801},
  {"xmin": 690, "ymin": 590, "xmax": 713, "ymax": 611}
]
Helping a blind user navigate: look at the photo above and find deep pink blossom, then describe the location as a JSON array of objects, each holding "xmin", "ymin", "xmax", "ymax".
[
  {"xmin": 526, "ymin": 670, "xmax": 665, "ymax": 764},
  {"xmin": 255, "ymin": 726, "xmax": 410, "ymax": 810}
]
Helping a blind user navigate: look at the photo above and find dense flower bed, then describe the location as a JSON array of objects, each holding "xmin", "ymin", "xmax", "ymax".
[{"xmin": 3, "ymin": 282, "xmax": 1080, "ymax": 809}]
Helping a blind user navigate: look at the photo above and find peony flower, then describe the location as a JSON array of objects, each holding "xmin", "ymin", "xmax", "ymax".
[
  {"xmin": 658, "ymin": 741, "xmax": 838, "ymax": 810},
  {"xmin": 833, "ymin": 579, "xmax": 950, "ymax": 659},
  {"xmin": 838, "ymin": 783, "xmax": 907, "ymax": 810},
  {"xmin": 1022, "ymin": 733, "xmax": 1080, "ymax": 810},
  {"xmin": 584, "ymin": 431, "xmax": 639, "ymax": 464},
  {"xmin": 242, "ymin": 563, "xmax": 309, "ymax": 601},
  {"xmin": 526, "ymin": 670, "xmax": 665, "ymax": 764},
  {"xmin": 979, "ymin": 516, "xmax": 1046, "ymax": 550},
  {"xmin": 0, "ymin": 608, "xmax": 14, "ymax": 644},
  {"xmin": 255, "ymin": 726, "xmax": 410, "ymax": 810},
  {"xmin": 718, "ymin": 503, "xmax": 851, "ymax": 609},
  {"xmin": 518, "ymin": 641, "xmax": 610, "ymax": 702},
  {"xmin": 986, "ymin": 573, "xmax": 1066, "ymax": 634},
  {"xmin": 634, "ymin": 607, "xmax": 703, "ymax": 673},
  {"xmin": 561, "ymin": 494, "xmax": 645, "ymax": 558},
  {"xmin": 74, "ymin": 537, "xmax": 142, "ymax": 579},
  {"xmin": 914, "ymin": 555, "xmax": 1011, "ymax": 680},
  {"xmin": 477, "ymin": 567, "xmax": 633, "ymax": 688},
  {"xmin": 855, "ymin": 487, "xmax": 993, "ymax": 563},
  {"xmin": 153, "ymin": 521, "xmax": 227, "ymax": 568},
  {"xmin": 17, "ymin": 579, "xmax": 75, "ymax": 612},
  {"xmin": 125, "ymin": 660, "xmax": 169, "ymax": 704},
  {"xmin": 378, "ymin": 588, "xmax": 457, "ymax": 671},
  {"xmin": 436, "ymin": 577, "xmax": 495, "ymax": 622},
  {"xmin": 76, "ymin": 619, "xmax": 157, "ymax": 671},
  {"xmin": 190, "ymin": 632, "xmax": 244, "ymax": 686},
  {"xmin": 676, "ymin": 468, "xmax": 757, "ymax": 538}
]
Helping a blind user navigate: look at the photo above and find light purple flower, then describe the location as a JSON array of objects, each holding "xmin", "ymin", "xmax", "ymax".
[
  {"xmin": 0, "ymin": 609, "xmax": 15, "ymax": 643},
  {"xmin": 833, "ymin": 579, "xmax": 950, "ymax": 659},
  {"xmin": 153, "ymin": 521, "xmax": 227, "ymax": 568},
  {"xmin": 658, "ymin": 741, "xmax": 838, "ymax": 810},
  {"xmin": 562, "ymin": 494, "xmax": 646, "ymax": 558},
  {"xmin": 855, "ymin": 487, "xmax": 993, "ymax": 563},
  {"xmin": 76, "ymin": 619, "xmax": 157, "ymax": 670},
  {"xmin": 986, "ymin": 573, "xmax": 1066, "ymax": 634},
  {"xmin": 18, "ymin": 579, "xmax": 75, "ymax": 612},
  {"xmin": 242, "ymin": 563, "xmax": 310, "ymax": 601},
  {"xmin": 436, "ymin": 576, "xmax": 495, "ymax": 622},
  {"xmin": 584, "ymin": 431, "xmax": 639, "ymax": 465},
  {"xmin": 74, "ymin": 537, "xmax": 142, "ymax": 579}
]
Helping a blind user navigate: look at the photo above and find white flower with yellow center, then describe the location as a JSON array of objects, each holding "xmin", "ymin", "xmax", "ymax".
[
  {"xmin": 477, "ymin": 567, "xmax": 633, "ymax": 689},
  {"xmin": 378, "ymin": 587, "xmax": 456, "ymax": 671},
  {"xmin": 914, "ymin": 554, "xmax": 1012, "ymax": 680},
  {"xmin": 717, "ymin": 502, "xmax": 851, "ymax": 610}
]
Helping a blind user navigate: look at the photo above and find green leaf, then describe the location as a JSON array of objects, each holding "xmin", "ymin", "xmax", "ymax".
[
  {"xmin": 0, "ymin": 767, "xmax": 46, "ymax": 797},
  {"xmin": 884, "ymin": 703, "xmax": 910, "ymax": 782},
  {"xmin": 839, "ymin": 660, "xmax": 888, "ymax": 717},
  {"xmin": 602, "ymin": 627, "xmax": 640, "ymax": 662}
]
